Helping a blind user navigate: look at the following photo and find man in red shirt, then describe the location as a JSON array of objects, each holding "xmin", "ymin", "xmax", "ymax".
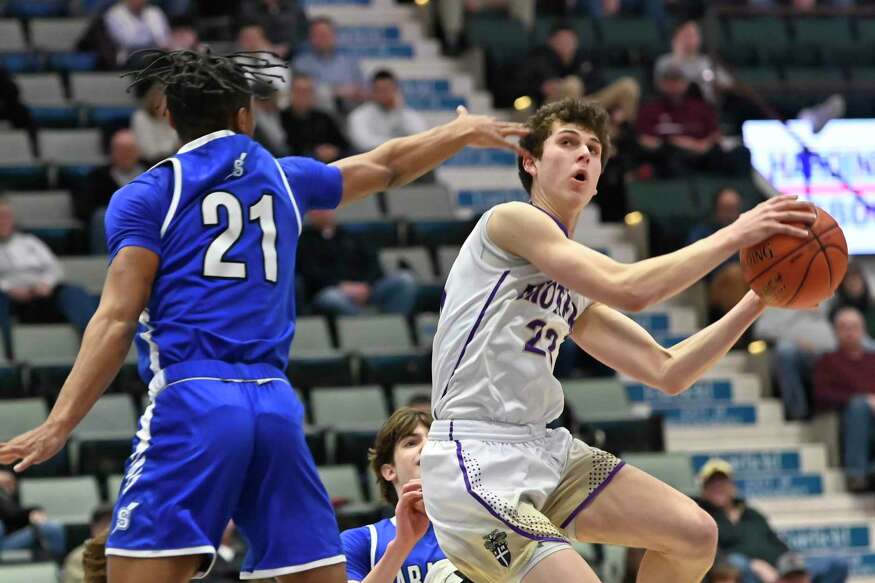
[
  {"xmin": 813, "ymin": 306, "xmax": 875, "ymax": 491},
  {"xmin": 636, "ymin": 59, "xmax": 748, "ymax": 178}
]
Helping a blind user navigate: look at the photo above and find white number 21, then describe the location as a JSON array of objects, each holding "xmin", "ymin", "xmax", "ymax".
[{"xmin": 201, "ymin": 191, "xmax": 277, "ymax": 283}]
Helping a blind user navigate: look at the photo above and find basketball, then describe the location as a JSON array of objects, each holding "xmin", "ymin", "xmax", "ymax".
[{"xmin": 740, "ymin": 206, "xmax": 848, "ymax": 308}]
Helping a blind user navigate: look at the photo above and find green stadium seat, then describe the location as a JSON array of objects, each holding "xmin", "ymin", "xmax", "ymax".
[
  {"xmin": 729, "ymin": 17, "xmax": 791, "ymax": 64},
  {"xmin": 288, "ymin": 317, "xmax": 354, "ymax": 387},
  {"xmin": 600, "ymin": 66, "xmax": 648, "ymax": 93},
  {"xmin": 19, "ymin": 476, "xmax": 100, "ymax": 524},
  {"xmin": 379, "ymin": 247, "xmax": 436, "ymax": 283},
  {"xmin": 294, "ymin": 316, "xmax": 335, "ymax": 351},
  {"xmin": 783, "ymin": 66, "xmax": 845, "ymax": 90},
  {"xmin": 408, "ymin": 219, "xmax": 473, "ymax": 247},
  {"xmin": 0, "ymin": 398, "xmax": 49, "ymax": 442},
  {"xmin": 732, "ymin": 66, "xmax": 782, "ymax": 88},
  {"xmin": 691, "ymin": 175, "xmax": 764, "ymax": 215},
  {"xmin": 59, "ymin": 256, "xmax": 107, "ymax": 296},
  {"xmin": 532, "ymin": 17, "xmax": 598, "ymax": 52},
  {"xmin": 318, "ymin": 464, "xmax": 382, "ymax": 528},
  {"xmin": 72, "ymin": 394, "xmax": 137, "ymax": 476},
  {"xmin": 338, "ymin": 315, "xmax": 413, "ymax": 352},
  {"xmin": 0, "ymin": 563, "xmax": 59, "ymax": 583},
  {"xmin": 464, "ymin": 15, "xmax": 530, "ymax": 63},
  {"xmin": 392, "ymin": 383, "xmax": 432, "ymax": 410},
  {"xmin": 562, "ymin": 379, "xmax": 633, "ymax": 422},
  {"xmin": 13, "ymin": 324, "xmax": 80, "ymax": 394},
  {"xmin": 599, "ymin": 17, "xmax": 665, "ymax": 56},
  {"xmin": 622, "ymin": 452, "xmax": 696, "ymax": 495},
  {"xmin": 310, "ymin": 385, "xmax": 388, "ymax": 427},
  {"xmin": 626, "ymin": 179, "xmax": 698, "ymax": 223},
  {"xmin": 106, "ymin": 474, "xmax": 124, "ymax": 503}
]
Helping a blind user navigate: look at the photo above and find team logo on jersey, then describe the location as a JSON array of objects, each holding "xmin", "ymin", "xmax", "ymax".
[
  {"xmin": 112, "ymin": 502, "xmax": 140, "ymax": 533},
  {"xmin": 483, "ymin": 529, "xmax": 511, "ymax": 568},
  {"xmin": 226, "ymin": 152, "xmax": 248, "ymax": 179}
]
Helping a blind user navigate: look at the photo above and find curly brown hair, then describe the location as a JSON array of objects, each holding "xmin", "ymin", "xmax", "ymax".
[
  {"xmin": 83, "ymin": 528, "xmax": 108, "ymax": 583},
  {"xmin": 517, "ymin": 98, "xmax": 612, "ymax": 194},
  {"xmin": 369, "ymin": 407, "xmax": 432, "ymax": 505}
]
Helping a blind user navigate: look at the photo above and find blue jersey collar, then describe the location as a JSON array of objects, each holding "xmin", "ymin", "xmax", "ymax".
[{"xmin": 177, "ymin": 130, "xmax": 236, "ymax": 154}]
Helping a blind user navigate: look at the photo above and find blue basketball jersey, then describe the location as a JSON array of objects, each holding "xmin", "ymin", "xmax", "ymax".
[
  {"xmin": 341, "ymin": 518, "xmax": 446, "ymax": 583},
  {"xmin": 105, "ymin": 130, "xmax": 342, "ymax": 385}
]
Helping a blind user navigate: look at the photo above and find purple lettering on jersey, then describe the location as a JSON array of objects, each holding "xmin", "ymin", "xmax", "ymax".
[
  {"xmin": 539, "ymin": 282, "xmax": 557, "ymax": 309},
  {"xmin": 517, "ymin": 281, "xmax": 544, "ymax": 302}
]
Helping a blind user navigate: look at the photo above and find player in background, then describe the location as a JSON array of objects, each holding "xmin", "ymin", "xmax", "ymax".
[
  {"xmin": 0, "ymin": 50, "xmax": 527, "ymax": 583},
  {"xmin": 421, "ymin": 97, "xmax": 817, "ymax": 583},
  {"xmin": 341, "ymin": 407, "xmax": 471, "ymax": 583}
]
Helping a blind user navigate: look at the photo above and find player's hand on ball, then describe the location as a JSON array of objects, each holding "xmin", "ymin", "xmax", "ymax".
[
  {"xmin": 394, "ymin": 479, "xmax": 431, "ymax": 549},
  {"xmin": 0, "ymin": 420, "xmax": 70, "ymax": 473},
  {"xmin": 452, "ymin": 106, "xmax": 529, "ymax": 156},
  {"xmin": 729, "ymin": 195, "xmax": 816, "ymax": 249}
]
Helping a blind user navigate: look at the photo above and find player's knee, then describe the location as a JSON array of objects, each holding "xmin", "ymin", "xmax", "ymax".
[{"xmin": 678, "ymin": 508, "xmax": 718, "ymax": 560}]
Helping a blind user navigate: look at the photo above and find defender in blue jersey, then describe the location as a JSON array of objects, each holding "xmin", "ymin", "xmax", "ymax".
[
  {"xmin": 0, "ymin": 50, "xmax": 527, "ymax": 583},
  {"xmin": 341, "ymin": 408, "xmax": 471, "ymax": 583}
]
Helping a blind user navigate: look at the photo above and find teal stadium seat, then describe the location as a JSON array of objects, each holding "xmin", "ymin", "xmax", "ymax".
[
  {"xmin": 622, "ymin": 452, "xmax": 697, "ymax": 495},
  {"xmin": 19, "ymin": 476, "xmax": 100, "ymax": 524},
  {"xmin": 0, "ymin": 563, "xmax": 59, "ymax": 583}
]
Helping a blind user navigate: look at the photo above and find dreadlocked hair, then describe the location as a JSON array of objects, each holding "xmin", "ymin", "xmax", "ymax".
[{"xmin": 123, "ymin": 49, "xmax": 287, "ymax": 143}]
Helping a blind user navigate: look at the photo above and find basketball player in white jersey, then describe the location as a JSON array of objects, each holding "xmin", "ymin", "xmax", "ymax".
[{"xmin": 421, "ymin": 98, "xmax": 816, "ymax": 583}]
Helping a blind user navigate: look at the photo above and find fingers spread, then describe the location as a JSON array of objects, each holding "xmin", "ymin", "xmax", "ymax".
[
  {"xmin": 14, "ymin": 452, "xmax": 38, "ymax": 473},
  {"xmin": 456, "ymin": 105, "xmax": 469, "ymax": 117}
]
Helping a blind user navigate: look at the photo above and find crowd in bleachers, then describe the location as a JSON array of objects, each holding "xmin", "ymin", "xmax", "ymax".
[{"xmin": 3, "ymin": 0, "xmax": 875, "ymax": 582}]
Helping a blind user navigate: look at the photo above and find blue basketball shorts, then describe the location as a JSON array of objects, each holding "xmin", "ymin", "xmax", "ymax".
[{"xmin": 105, "ymin": 361, "xmax": 344, "ymax": 580}]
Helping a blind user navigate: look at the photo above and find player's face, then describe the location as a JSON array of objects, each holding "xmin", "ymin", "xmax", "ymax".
[
  {"xmin": 390, "ymin": 423, "xmax": 428, "ymax": 487},
  {"xmin": 527, "ymin": 122, "xmax": 602, "ymax": 206}
]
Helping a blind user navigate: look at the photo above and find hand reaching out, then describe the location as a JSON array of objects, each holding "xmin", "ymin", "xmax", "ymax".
[
  {"xmin": 394, "ymin": 479, "xmax": 431, "ymax": 551},
  {"xmin": 727, "ymin": 195, "xmax": 817, "ymax": 249},
  {"xmin": 452, "ymin": 106, "xmax": 530, "ymax": 157}
]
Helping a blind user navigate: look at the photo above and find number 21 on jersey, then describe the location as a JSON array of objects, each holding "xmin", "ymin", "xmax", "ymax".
[{"xmin": 201, "ymin": 191, "xmax": 278, "ymax": 283}]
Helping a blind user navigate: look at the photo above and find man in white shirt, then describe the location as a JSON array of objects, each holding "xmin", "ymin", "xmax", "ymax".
[
  {"xmin": 348, "ymin": 69, "xmax": 429, "ymax": 153},
  {"xmin": 0, "ymin": 200, "xmax": 97, "ymax": 360},
  {"xmin": 103, "ymin": 0, "xmax": 170, "ymax": 65}
]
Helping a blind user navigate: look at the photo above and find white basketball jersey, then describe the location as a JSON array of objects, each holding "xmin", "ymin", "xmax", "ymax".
[{"xmin": 432, "ymin": 205, "xmax": 591, "ymax": 426}]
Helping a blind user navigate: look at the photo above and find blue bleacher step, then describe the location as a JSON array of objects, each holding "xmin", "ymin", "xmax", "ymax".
[
  {"xmin": 757, "ymin": 494, "xmax": 875, "ymax": 520},
  {"xmin": 406, "ymin": 95, "xmax": 467, "ymax": 111},
  {"xmin": 777, "ymin": 524, "xmax": 872, "ymax": 553},
  {"xmin": 625, "ymin": 374, "xmax": 762, "ymax": 407},
  {"xmin": 654, "ymin": 400, "xmax": 783, "ymax": 426},
  {"xmin": 689, "ymin": 445, "xmax": 828, "ymax": 476},
  {"xmin": 336, "ymin": 25, "xmax": 402, "ymax": 44},
  {"xmin": 444, "ymin": 148, "xmax": 517, "ymax": 167},
  {"xmin": 401, "ymin": 78, "xmax": 452, "ymax": 96}
]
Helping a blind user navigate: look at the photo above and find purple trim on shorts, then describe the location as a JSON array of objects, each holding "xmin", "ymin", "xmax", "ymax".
[
  {"xmin": 438, "ymin": 270, "xmax": 510, "ymax": 400},
  {"xmin": 559, "ymin": 461, "xmax": 626, "ymax": 529},
  {"xmin": 529, "ymin": 203, "xmax": 569, "ymax": 238},
  {"xmin": 455, "ymin": 441, "xmax": 567, "ymax": 544},
  {"xmin": 449, "ymin": 420, "xmax": 454, "ymax": 441}
]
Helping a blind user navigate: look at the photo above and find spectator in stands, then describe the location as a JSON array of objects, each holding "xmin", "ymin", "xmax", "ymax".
[
  {"xmin": 776, "ymin": 552, "xmax": 815, "ymax": 583},
  {"xmin": 280, "ymin": 73, "xmax": 349, "ymax": 162},
  {"xmin": 131, "ymin": 81, "xmax": 178, "ymax": 164},
  {"xmin": 166, "ymin": 17, "xmax": 202, "ymax": 51},
  {"xmin": 348, "ymin": 69, "xmax": 428, "ymax": 153},
  {"xmin": 636, "ymin": 59, "xmax": 748, "ymax": 178},
  {"xmin": 655, "ymin": 19, "xmax": 732, "ymax": 105},
  {"xmin": 103, "ymin": 0, "xmax": 170, "ymax": 66},
  {"xmin": 813, "ymin": 307, "xmax": 875, "ymax": 491},
  {"xmin": 75, "ymin": 129, "xmax": 144, "ymax": 252},
  {"xmin": 696, "ymin": 459, "xmax": 848, "ymax": 583},
  {"xmin": 238, "ymin": 0, "xmax": 308, "ymax": 58},
  {"xmin": 236, "ymin": 24, "xmax": 291, "ymax": 107},
  {"xmin": 433, "ymin": 0, "xmax": 535, "ymax": 54},
  {"xmin": 0, "ymin": 199, "xmax": 97, "ymax": 361},
  {"xmin": 709, "ymin": 562, "xmax": 743, "ymax": 583},
  {"xmin": 517, "ymin": 23, "xmax": 640, "ymax": 122},
  {"xmin": 831, "ymin": 262, "xmax": 875, "ymax": 339},
  {"xmin": 754, "ymin": 302, "xmax": 837, "ymax": 421},
  {"xmin": 0, "ymin": 66, "xmax": 34, "ymax": 132},
  {"xmin": 0, "ymin": 469, "xmax": 66, "ymax": 559},
  {"xmin": 252, "ymin": 93, "xmax": 288, "ymax": 156},
  {"xmin": 297, "ymin": 209, "xmax": 417, "ymax": 317},
  {"xmin": 292, "ymin": 16, "xmax": 366, "ymax": 113},
  {"xmin": 62, "ymin": 504, "xmax": 114, "ymax": 583},
  {"xmin": 406, "ymin": 393, "xmax": 431, "ymax": 414},
  {"xmin": 341, "ymin": 408, "xmax": 457, "ymax": 582},
  {"xmin": 687, "ymin": 188, "xmax": 749, "ymax": 323}
]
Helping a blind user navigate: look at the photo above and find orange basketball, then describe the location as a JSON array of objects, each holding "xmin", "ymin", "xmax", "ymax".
[{"xmin": 740, "ymin": 206, "xmax": 848, "ymax": 308}]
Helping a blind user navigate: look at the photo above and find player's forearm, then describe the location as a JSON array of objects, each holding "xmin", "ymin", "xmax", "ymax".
[
  {"xmin": 360, "ymin": 539, "xmax": 416, "ymax": 583},
  {"xmin": 622, "ymin": 227, "xmax": 739, "ymax": 310},
  {"xmin": 659, "ymin": 291, "xmax": 765, "ymax": 394},
  {"xmin": 46, "ymin": 311, "xmax": 137, "ymax": 434},
  {"xmin": 369, "ymin": 121, "xmax": 469, "ymax": 190}
]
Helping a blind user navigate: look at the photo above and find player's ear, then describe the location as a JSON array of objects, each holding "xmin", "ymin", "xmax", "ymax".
[
  {"xmin": 233, "ymin": 105, "xmax": 256, "ymax": 137},
  {"xmin": 380, "ymin": 463, "xmax": 397, "ymax": 483},
  {"xmin": 522, "ymin": 155, "xmax": 537, "ymax": 179},
  {"xmin": 165, "ymin": 108, "xmax": 176, "ymax": 130}
]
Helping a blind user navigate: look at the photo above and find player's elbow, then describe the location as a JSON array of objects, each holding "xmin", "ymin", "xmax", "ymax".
[
  {"xmin": 613, "ymin": 288, "xmax": 650, "ymax": 313},
  {"xmin": 658, "ymin": 376, "xmax": 690, "ymax": 396}
]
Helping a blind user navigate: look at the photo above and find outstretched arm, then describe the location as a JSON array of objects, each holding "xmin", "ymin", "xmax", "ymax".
[
  {"xmin": 0, "ymin": 247, "xmax": 157, "ymax": 472},
  {"xmin": 488, "ymin": 198, "xmax": 814, "ymax": 312},
  {"xmin": 332, "ymin": 106, "xmax": 528, "ymax": 206},
  {"xmin": 570, "ymin": 292, "xmax": 765, "ymax": 395}
]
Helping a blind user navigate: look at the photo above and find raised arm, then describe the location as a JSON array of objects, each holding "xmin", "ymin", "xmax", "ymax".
[
  {"xmin": 332, "ymin": 107, "xmax": 528, "ymax": 206},
  {"xmin": 0, "ymin": 246, "xmax": 157, "ymax": 472},
  {"xmin": 488, "ymin": 198, "xmax": 815, "ymax": 312},
  {"xmin": 570, "ymin": 292, "xmax": 765, "ymax": 395}
]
